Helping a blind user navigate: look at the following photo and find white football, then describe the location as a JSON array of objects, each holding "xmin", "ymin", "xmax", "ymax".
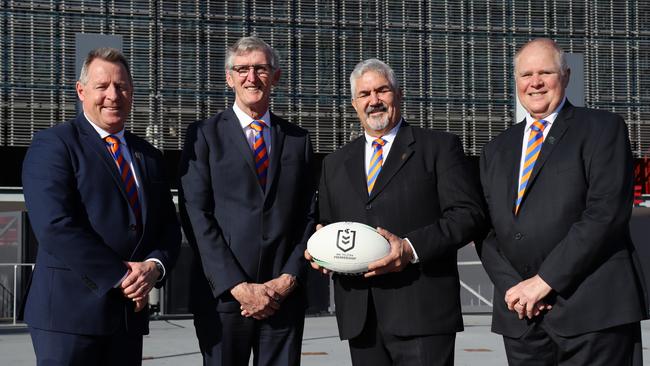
[{"xmin": 307, "ymin": 222, "xmax": 390, "ymax": 274}]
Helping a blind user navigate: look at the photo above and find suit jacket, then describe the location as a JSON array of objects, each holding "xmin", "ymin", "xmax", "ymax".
[
  {"xmin": 21, "ymin": 114, "xmax": 181, "ymax": 336},
  {"xmin": 318, "ymin": 121, "xmax": 487, "ymax": 339},
  {"xmin": 479, "ymin": 102, "xmax": 648, "ymax": 338},
  {"xmin": 179, "ymin": 108, "xmax": 315, "ymax": 317}
]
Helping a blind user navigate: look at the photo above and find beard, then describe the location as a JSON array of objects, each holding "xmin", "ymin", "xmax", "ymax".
[{"xmin": 364, "ymin": 104, "xmax": 390, "ymax": 131}]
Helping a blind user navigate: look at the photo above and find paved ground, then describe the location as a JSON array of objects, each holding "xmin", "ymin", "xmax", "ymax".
[{"xmin": 1, "ymin": 316, "xmax": 648, "ymax": 365}]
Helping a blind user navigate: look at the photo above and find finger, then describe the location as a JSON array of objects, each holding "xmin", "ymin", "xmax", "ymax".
[
  {"xmin": 525, "ymin": 302, "xmax": 535, "ymax": 319},
  {"xmin": 376, "ymin": 227, "xmax": 396, "ymax": 241},
  {"xmin": 316, "ymin": 224, "xmax": 324, "ymax": 231},
  {"xmin": 304, "ymin": 249, "xmax": 313, "ymax": 261}
]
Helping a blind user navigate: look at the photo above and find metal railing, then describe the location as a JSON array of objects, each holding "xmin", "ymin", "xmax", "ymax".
[{"xmin": 0, "ymin": 263, "xmax": 34, "ymax": 326}]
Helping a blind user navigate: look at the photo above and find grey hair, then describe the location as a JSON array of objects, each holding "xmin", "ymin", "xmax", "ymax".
[
  {"xmin": 78, "ymin": 47, "xmax": 132, "ymax": 85},
  {"xmin": 225, "ymin": 36, "xmax": 280, "ymax": 71},
  {"xmin": 349, "ymin": 59, "xmax": 400, "ymax": 97},
  {"xmin": 514, "ymin": 38, "xmax": 569, "ymax": 77}
]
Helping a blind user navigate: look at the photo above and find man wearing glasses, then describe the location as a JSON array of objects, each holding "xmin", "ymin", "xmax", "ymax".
[{"xmin": 179, "ymin": 36, "xmax": 316, "ymax": 366}]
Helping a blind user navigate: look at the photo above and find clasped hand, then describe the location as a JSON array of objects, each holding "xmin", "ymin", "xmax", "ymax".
[
  {"xmin": 231, "ymin": 274, "xmax": 296, "ymax": 320},
  {"xmin": 120, "ymin": 261, "xmax": 161, "ymax": 312},
  {"xmin": 504, "ymin": 275, "xmax": 553, "ymax": 320}
]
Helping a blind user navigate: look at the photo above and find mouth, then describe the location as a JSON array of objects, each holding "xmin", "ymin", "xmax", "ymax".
[
  {"xmin": 528, "ymin": 91, "xmax": 546, "ymax": 97},
  {"xmin": 102, "ymin": 106, "xmax": 122, "ymax": 112},
  {"xmin": 366, "ymin": 105, "xmax": 387, "ymax": 117}
]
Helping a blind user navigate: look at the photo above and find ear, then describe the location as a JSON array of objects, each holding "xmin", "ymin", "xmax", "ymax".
[
  {"xmin": 225, "ymin": 70, "xmax": 235, "ymax": 88},
  {"xmin": 271, "ymin": 68, "xmax": 281, "ymax": 86},
  {"xmin": 562, "ymin": 68, "xmax": 571, "ymax": 88},
  {"xmin": 351, "ymin": 97, "xmax": 357, "ymax": 110},
  {"xmin": 76, "ymin": 81, "xmax": 85, "ymax": 101}
]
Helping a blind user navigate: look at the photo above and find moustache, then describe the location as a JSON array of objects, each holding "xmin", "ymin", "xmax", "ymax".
[{"xmin": 365, "ymin": 104, "xmax": 387, "ymax": 115}]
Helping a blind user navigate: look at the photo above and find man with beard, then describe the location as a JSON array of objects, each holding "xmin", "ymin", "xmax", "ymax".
[
  {"xmin": 305, "ymin": 59, "xmax": 487, "ymax": 365},
  {"xmin": 179, "ymin": 36, "xmax": 315, "ymax": 366}
]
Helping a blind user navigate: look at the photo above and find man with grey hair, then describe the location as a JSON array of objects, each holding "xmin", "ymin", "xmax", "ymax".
[
  {"xmin": 305, "ymin": 58, "xmax": 487, "ymax": 365},
  {"xmin": 22, "ymin": 47, "xmax": 181, "ymax": 365},
  {"xmin": 479, "ymin": 37, "xmax": 646, "ymax": 364},
  {"xmin": 180, "ymin": 36, "xmax": 315, "ymax": 366}
]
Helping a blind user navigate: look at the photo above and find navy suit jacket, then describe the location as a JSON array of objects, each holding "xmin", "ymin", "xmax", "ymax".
[
  {"xmin": 479, "ymin": 102, "xmax": 648, "ymax": 337},
  {"xmin": 22, "ymin": 114, "xmax": 181, "ymax": 336},
  {"xmin": 318, "ymin": 122, "xmax": 487, "ymax": 339},
  {"xmin": 179, "ymin": 108, "xmax": 316, "ymax": 316}
]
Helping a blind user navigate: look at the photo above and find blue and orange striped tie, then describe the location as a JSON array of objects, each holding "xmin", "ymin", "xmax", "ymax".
[
  {"xmin": 367, "ymin": 138, "xmax": 386, "ymax": 194},
  {"xmin": 250, "ymin": 120, "xmax": 269, "ymax": 190},
  {"xmin": 515, "ymin": 120, "xmax": 548, "ymax": 215},
  {"xmin": 105, "ymin": 135, "xmax": 142, "ymax": 226}
]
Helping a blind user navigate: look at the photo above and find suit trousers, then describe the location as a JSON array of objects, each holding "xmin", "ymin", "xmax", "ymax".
[
  {"xmin": 503, "ymin": 321, "xmax": 642, "ymax": 366},
  {"xmin": 348, "ymin": 295, "xmax": 455, "ymax": 366},
  {"xmin": 29, "ymin": 326, "xmax": 143, "ymax": 366},
  {"xmin": 193, "ymin": 309, "xmax": 304, "ymax": 366}
]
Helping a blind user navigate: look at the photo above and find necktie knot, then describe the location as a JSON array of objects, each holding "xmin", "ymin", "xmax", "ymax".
[
  {"xmin": 531, "ymin": 120, "xmax": 548, "ymax": 133},
  {"xmin": 250, "ymin": 120, "xmax": 266, "ymax": 132},
  {"xmin": 373, "ymin": 138, "xmax": 386, "ymax": 148}
]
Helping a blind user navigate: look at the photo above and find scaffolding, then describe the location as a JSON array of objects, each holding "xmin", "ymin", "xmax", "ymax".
[{"xmin": 1, "ymin": 0, "xmax": 649, "ymax": 156}]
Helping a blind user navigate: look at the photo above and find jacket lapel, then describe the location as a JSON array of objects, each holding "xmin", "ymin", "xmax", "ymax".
[
  {"xmin": 125, "ymin": 132, "xmax": 149, "ymax": 221},
  {"xmin": 518, "ymin": 103, "xmax": 573, "ymax": 208},
  {"xmin": 368, "ymin": 122, "xmax": 414, "ymax": 201},
  {"xmin": 75, "ymin": 115, "xmax": 130, "ymax": 204},
  {"xmin": 265, "ymin": 113, "xmax": 286, "ymax": 197},
  {"xmin": 507, "ymin": 122, "xmax": 526, "ymax": 214},
  {"xmin": 343, "ymin": 137, "xmax": 369, "ymax": 202},
  {"xmin": 221, "ymin": 108, "xmax": 261, "ymax": 191}
]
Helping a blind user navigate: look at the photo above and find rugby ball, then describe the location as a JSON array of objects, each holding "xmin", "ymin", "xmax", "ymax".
[{"xmin": 307, "ymin": 222, "xmax": 390, "ymax": 274}]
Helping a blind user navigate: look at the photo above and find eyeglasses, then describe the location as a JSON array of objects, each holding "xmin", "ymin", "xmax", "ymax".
[{"xmin": 230, "ymin": 64, "xmax": 274, "ymax": 77}]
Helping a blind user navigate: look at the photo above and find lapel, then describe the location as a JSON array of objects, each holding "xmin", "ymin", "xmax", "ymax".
[
  {"xmin": 220, "ymin": 108, "xmax": 261, "ymax": 191},
  {"xmin": 368, "ymin": 122, "xmax": 415, "ymax": 201},
  {"xmin": 518, "ymin": 102, "xmax": 573, "ymax": 208},
  {"xmin": 343, "ymin": 137, "xmax": 369, "ymax": 202},
  {"xmin": 506, "ymin": 122, "xmax": 526, "ymax": 213},
  {"xmin": 75, "ymin": 114, "xmax": 131, "ymax": 205},
  {"xmin": 266, "ymin": 112, "xmax": 286, "ymax": 197}
]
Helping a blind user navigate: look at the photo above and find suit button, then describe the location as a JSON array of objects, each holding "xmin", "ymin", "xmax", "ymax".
[
  {"xmin": 514, "ymin": 232, "xmax": 522, "ymax": 240},
  {"xmin": 129, "ymin": 224, "xmax": 137, "ymax": 231},
  {"xmin": 365, "ymin": 204, "xmax": 372, "ymax": 210}
]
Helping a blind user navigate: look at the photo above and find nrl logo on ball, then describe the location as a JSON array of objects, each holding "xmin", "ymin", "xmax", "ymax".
[{"xmin": 336, "ymin": 228, "xmax": 356, "ymax": 252}]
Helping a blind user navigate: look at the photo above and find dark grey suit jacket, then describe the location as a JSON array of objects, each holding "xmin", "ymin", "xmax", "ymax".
[
  {"xmin": 179, "ymin": 108, "xmax": 316, "ymax": 316},
  {"xmin": 319, "ymin": 121, "xmax": 487, "ymax": 339},
  {"xmin": 479, "ymin": 102, "xmax": 648, "ymax": 337}
]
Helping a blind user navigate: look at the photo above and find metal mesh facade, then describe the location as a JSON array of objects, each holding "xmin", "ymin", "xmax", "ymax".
[{"xmin": 1, "ymin": 1, "xmax": 649, "ymax": 156}]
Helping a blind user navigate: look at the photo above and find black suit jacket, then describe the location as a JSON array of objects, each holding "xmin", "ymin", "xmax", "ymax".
[
  {"xmin": 22, "ymin": 114, "xmax": 181, "ymax": 336},
  {"xmin": 319, "ymin": 122, "xmax": 487, "ymax": 339},
  {"xmin": 179, "ymin": 108, "xmax": 316, "ymax": 316},
  {"xmin": 479, "ymin": 102, "xmax": 648, "ymax": 337}
]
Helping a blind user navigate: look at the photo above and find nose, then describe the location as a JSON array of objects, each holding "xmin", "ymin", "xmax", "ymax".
[
  {"xmin": 245, "ymin": 67, "xmax": 259, "ymax": 83},
  {"xmin": 369, "ymin": 91, "xmax": 381, "ymax": 105},
  {"xmin": 105, "ymin": 84, "xmax": 119, "ymax": 100},
  {"xmin": 530, "ymin": 73, "xmax": 543, "ymax": 87}
]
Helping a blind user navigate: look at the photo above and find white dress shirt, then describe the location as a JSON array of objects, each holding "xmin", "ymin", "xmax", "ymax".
[{"xmin": 233, "ymin": 102, "xmax": 272, "ymax": 155}]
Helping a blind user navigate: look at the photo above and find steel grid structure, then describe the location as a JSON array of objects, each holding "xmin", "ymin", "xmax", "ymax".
[{"xmin": 1, "ymin": 0, "xmax": 649, "ymax": 156}]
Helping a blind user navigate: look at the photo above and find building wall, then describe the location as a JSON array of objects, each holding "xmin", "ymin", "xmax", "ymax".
[{"xmin": 1, "ymin": 1, "xmax": 649, "ymax": 156}]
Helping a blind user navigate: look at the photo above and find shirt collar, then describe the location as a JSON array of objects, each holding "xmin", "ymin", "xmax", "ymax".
[
  {"xmin": 524, "ymin": 97, "xmax": 566, "ymax": 131},
  {"xmin": 364, "ymin": 118, "xmax": 403, "ymax": 145},
  {"xmin": 233, "ymin": 103, "xmax": 272, "ymax": 129},
  {"xmin": 84, "ymin": 112, "xmax": 126, "ymax": 143}
]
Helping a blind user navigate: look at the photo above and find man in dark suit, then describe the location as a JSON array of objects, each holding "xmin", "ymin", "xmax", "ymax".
[
  {"xmin": 305, "ymin": 59, "xmax": 487, "ymax": 365},
  {"xmin": 179, "ymin": 36, "xmax": 315, "ymax": 366},
  {"xmin": 21, "ymin": 48, "xmax": 181, "ymax": 365},
  {"xmin": 479, "ymin": 38, "xmax": 647, "ymax": 365}
]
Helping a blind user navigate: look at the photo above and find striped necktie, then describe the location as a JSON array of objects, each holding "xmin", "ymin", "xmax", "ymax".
[
  {"xmin": 104, "ymin": 135, "xmax": 142, "ymax": 226},
  {"xmin": 367, "ymin": 138, "xmax": 386, "ymax": 194},
  {"xmin": 515, "ymin": 120, "xmax": 548, "ymax": 215},
  {"xmin": 250, "ymin": 120, "xmax": 269, "ymax": 190}
]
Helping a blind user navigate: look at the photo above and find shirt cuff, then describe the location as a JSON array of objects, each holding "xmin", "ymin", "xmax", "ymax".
[
  {"xmin": 146, "ymin": 258, "xmax": 166, "ymax": 282},
  {"xmin": 404, "ymin": 237, "xmax": 419, "ymax": 264}
]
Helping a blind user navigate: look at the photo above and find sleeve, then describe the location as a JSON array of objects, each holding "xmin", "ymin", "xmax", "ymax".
[
  {"xmin": 279, "ymin": 134, "xmax": 317, "ymax": 284},
  {"xmin": 406, "ymin": 134, "xmax": 489, "ymax": 263},
  {"xmin": 537, "ymin": 115, "xmax": 634, "ymax": 294},
  {"xmin": 179, "ymin": 123, "xmax": 248, "ymax": 298},
  {"xmin": 22, "ymin": 131, "xmax": 127, "ymax": 296}
]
